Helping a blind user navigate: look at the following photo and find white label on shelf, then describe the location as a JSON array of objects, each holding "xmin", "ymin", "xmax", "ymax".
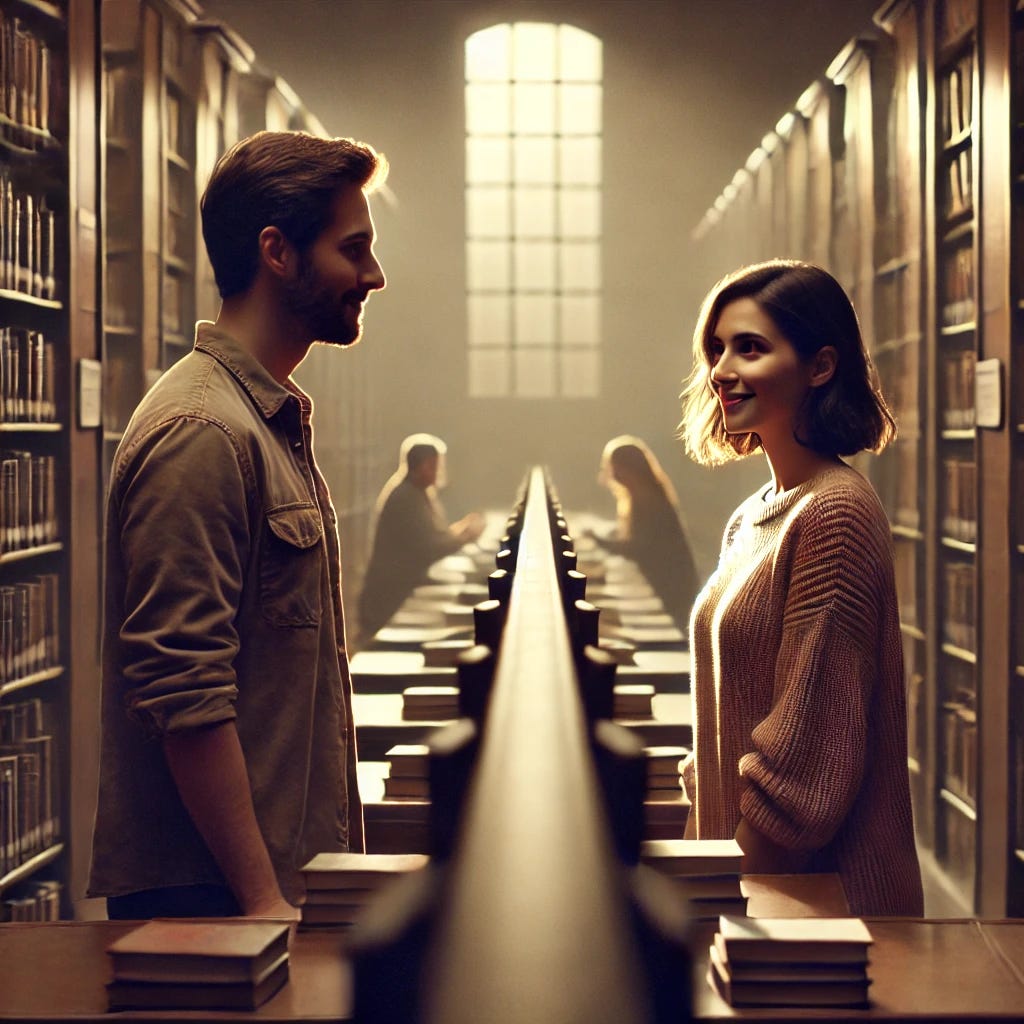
[
  {"xmin": 77, "ymin": 358, "xmax": 102, "ymax": 430},
  {"xmin": 974, "ymin": 357, "xmax": 1002, "ymax": 430}
]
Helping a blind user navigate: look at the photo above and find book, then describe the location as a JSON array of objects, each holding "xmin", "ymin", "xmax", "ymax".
[
  {"xmin": 383, "ymin": 774, "xmax": 430, "ymax": 799},
  {"xmin": 613, "ymin": 682, "xmax": 654, "ymax": 718},
  {"xmin": 401, "ymin": 684, "xmax": 459, "ymax": 720},
  {"xmin": 300, "ymin": 851, "xmax": 428, "ymax": 891},
  {"xmin": 385, "ymin": 743, "xmax": 430, "ymax": 777},
  {"xmin": 106, "ymin": 955, "xmax": 289, "ymax": 1011},
  {"xmin": 421, "ymin": 638, "xmax": 474, "ymax": 667},
  {"xmin": 708, "ymin": 941, "xmax": 870, "ymax": 1008},
  {"xmin": 717, "ymin": 914, "xmax": 873, "ymax": 965},
  {"xmin": 105, "ymin": 919, "xmax": 290, "ymax": 984},
  {"xmin": 712, "ymin": 931, "xmax": 866, "ymax": 983},
  {"xmin": 640, "ymin": 838, "xmax": 744, "ymax": 875}
]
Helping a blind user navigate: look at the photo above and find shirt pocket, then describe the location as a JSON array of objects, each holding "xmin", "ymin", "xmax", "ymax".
[{"xmin": 260, "ymin": 503, "xmax": 324, "ymax": 627}]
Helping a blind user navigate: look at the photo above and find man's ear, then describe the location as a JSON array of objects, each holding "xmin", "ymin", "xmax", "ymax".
[
  {"xmin": 258, "ymin": 226, "xmax": 293, "ymax": 280},
  {"xmin": 809, "ymin": 345, "xmax": 837, "ymax": 388}
]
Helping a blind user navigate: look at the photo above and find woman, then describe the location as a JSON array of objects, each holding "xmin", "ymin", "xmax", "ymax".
[
  {"xmin": 678, "ymin": 260, "xmax": 923, "ymax": 917},
  {"xmin": 588, "ymin": 435, "xmax": 700, "ymax": 633}
]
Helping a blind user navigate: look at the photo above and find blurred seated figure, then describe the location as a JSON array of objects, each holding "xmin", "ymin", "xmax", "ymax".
[
  {"xmin": 356, "ymin": 434, "xmax": 484, "ymax": 647},
  {"xmin": 586, "ymin": 435, "xmax": 700, "ymax": 634}
]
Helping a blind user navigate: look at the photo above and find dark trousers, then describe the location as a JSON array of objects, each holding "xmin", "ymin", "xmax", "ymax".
[{"xmin": 106, "ymin": 883, "xmax": 241, "ymax": 920}]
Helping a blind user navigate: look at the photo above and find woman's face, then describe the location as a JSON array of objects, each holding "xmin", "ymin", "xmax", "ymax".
[{"xmin": 707, "ymin": 297, "xmax": 817, "ymax": 453}]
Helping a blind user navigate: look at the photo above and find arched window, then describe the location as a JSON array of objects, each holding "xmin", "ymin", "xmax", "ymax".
[{"xmin": 465, "ymin": 23, "xmax": 602, "ymax": 398}]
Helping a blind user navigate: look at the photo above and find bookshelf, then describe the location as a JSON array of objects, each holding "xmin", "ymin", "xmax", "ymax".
[
  {"xmin": 0, "ymin": 0, "xmax": 73, "ymax": 919},
  {"xmin": 692, "ymin": 0, "xmax": 1024, "ymax": 915},
  {"xmin": 927, "ymin": 0, "xmax": 980, "ymax": 907}
]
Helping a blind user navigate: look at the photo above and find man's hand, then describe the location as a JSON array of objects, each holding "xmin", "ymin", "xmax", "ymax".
[{"xmin": 163, "ymin": 721, "xmax": 290, "ymax": 922}]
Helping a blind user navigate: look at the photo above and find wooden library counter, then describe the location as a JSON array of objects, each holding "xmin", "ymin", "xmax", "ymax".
[
  {"xmin": 352, "ymin": 691, "xmax": 692, "ymax": 760},
  {"xmin": 2, "ymin": 878, "xmax": 1023, "ymax": 1021}
]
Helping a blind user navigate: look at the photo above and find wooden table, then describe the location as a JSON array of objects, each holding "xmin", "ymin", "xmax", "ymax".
[
  {"xmin": 3, "ymin": 908, "xmax": 1024, "ymax": 1020},
  {"xmin": 352, "ymin": 691, "xmax": 692, "ymax": 760},
  {"xmin": 357, "ymin": 761, "xmax": 689, "ymax": 853},
  {"xmin": 351, "ymin": 647, "xmax": 691, "ymax": 696}
]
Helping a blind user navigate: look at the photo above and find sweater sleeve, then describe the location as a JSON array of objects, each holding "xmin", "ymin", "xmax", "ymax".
[{"xmin": 737, "ymin": 488, "xmax": 891, "ymax": 851}]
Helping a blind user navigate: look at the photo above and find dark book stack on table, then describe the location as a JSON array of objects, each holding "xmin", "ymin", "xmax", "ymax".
[
  {"xmin": 639, "ymin": 838, "xmax": 746, "ymax": 920},
  {"xmin": 104, "ymin": 919, "xmax": 291, "ymax": 1011},
  {"xmin": 706, "ymin": 914, "xmax": 874, "ymax": 1009},
  {"xmin": 299, "ymin": 851, "xmax": 428, "ymax": 927},
  {"xmin": 382, "ymin": 742, "xmax": 430, "ymax": 800}
]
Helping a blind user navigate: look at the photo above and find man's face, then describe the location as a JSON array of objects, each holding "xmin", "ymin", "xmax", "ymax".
[{"xmin": 283, "ymin": 186, "xmax": 386, "ymax": 347}]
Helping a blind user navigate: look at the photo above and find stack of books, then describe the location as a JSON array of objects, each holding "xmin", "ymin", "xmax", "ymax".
[
  {"xmin": 613, "ymin": 682, "xmax": 655, "ymax": 719},
  {"xmin": 382, "ymin": 742, "xmax": 430, "ymax": 800},
  {"xmin": 401, "ymin": 684, "xmax": 459, "ymax": 721},
  {"xmin": 707, "ymin": 915, "xmax": 873, "ymax": 1008},
  {"xmin": 104, "ymin": 919, "xmax": 290, "ymax": 1011},
  {"xmin": 299, "ymin": 851, "xmax": 429, "ymax": 927},
  {"xmin": 421, "ymin": 639, "xmax": 475, "ymax": 667},
  {"xmin": 643, "ymin": 745, "xmax": 688, "ymax": 800},
  {"xmin": 640, "ymin": 838, "xmax": 747, "ymax": 920}
]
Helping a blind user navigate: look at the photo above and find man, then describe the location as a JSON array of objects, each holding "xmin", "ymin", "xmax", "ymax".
[
  {"xmin": 356, "ymin": 434, "xmax": 484, "ymax": 647},
  {"xmin": 88, "ymin": 131, "xmax": 388, "ymax": 922}
]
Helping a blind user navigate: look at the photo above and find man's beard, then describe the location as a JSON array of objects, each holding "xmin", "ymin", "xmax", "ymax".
[{"xmin": 284, "ymin": 256, "xmax": 364, "ymax": 347}]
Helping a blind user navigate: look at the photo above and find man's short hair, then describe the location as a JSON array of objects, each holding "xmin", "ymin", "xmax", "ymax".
[
  {"xmin": 200, "ymin": 130, "xmax": 388, "ymax": 299},
  {"xmin": 400, "ymin": 433, "xmax": 447, "ymax": 473}
]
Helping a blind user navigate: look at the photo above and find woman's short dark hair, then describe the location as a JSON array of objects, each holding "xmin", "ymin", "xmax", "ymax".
[
  {"xmin": 679, "ymin": 259, "xmax": 896, "ymax": 465},
  {"xmin": 200, "ymin": 130, "xmax": 388, "ymax": 299}
]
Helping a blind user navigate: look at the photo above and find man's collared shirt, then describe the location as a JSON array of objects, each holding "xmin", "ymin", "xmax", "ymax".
[{"xmin": 88, "ymin": 322, "xmax": 363, "ymax": 904}]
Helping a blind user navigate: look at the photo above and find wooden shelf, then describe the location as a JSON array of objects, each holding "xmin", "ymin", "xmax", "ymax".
[
  {"xmin": 0, "ymin": 422, "xmax": 62, "ymax": 433},
  {"xmin": 939, "ymin": 320, "xmax": 976, "ymax": 337},
  {"xmin": 0, "ymin": 542, "xmax": 63, "ymax": 565},
  {"xmin": 941, "ymin": 642, "xmax": 977, "ymax": 665},
  {"xmin": 0, "ymin": 665, "xmax": 64, "ymax": 698},
  {"xmin": 0, "ymin": 288, "xmax": 62, "ymax": 311},
  {"xmin": 940, "ymin": 536, "xmax": 977, "ymax": 554},
  {"xmin": 901, "ymin": 622, "xmax": 927, "ymax": 642},
  {"xmin": 939, "ymin": 787, "xmax": 977, "ymax": 821},
  {"xmin": 0, "ymin": 843, "xmax": 65, "ymax": 898}
]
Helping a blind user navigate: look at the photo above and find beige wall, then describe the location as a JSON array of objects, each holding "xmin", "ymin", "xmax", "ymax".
[{"xmin": 202, "ymin": 0, "xmax": 880, "ymax": 580}]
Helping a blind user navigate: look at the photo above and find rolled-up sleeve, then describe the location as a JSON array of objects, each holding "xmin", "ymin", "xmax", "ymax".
[
  {"xmin": 737, "ymin": 496, "xmax": 882, "ymax": 851},
  {"xmin": 114, "ymin": 416, "xmax": 251, "ymax": 735}
]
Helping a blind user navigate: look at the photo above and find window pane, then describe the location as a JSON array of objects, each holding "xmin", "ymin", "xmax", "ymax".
[
  {"xmin": 513, "ymin": 83, "xmax": 555, "ymax": 134},
  {"xmin": 559, "ymin": 188, "xmax": 600, "ymax": 238},
  {"xmin": 560, "ymin": 241, "xmax": 600, "ymax": 290},
  {"xmin": 560, "ymin": 295, "xmax": 600, "ymax": 346},
  {"xmin": 515, "ymin": 187, "xmax": 556, "ymax": 238},
  {"xmin": 559, "ymin": 25, "xmax": 602, "ymax": 81},
  {"xmin": 560, "ymin": 137, "xmax": 601, "ymax": 185},
  {"xmin": 467, "ymin": 138, "xmax": 510, "ymax": 184},
  {"xmin": 560, "ymin": 349, "xmax": 600, "ymax": 397},
  {"xmin": 466, "ymin": 83, "xmax": 510, "ymax": 134},
  {"xmin": 470, "ymin": 349, "xmax": 510, "ymax": 396},
  {"xmin": 514, "ymin": 137, "xmax": 556, "ymax": 184},
  {"xmin": 514, "ymin": 294, "xmax": 556, "ymax": 345},
  {"xmin": 515, "ymin": 241, "xmax": 555, "ymax": 290},
  {"xmin": 469, "ymin": 294, "xmax": 511, "ymax": 347},
  {"xmin": 466, "ymin": 25, "xmax": 510, "ymax": 81},
  {"xmin": 512, "ymin": 23, "xmax": 555, "ymax": 81},
  {"xmin": 468, "ymin": 240, "xmax": 511, "ymax": 290},
  {"xmin": 467, "ymin": 187, "xmax": 511, "ymax": 238},
  {"xmin": 559, "ymin": 84, "xmax": 601, "ymax": 135},
  {"xmin": 515, "ymin": 348, "xmax": 555, "ymax": 397}
]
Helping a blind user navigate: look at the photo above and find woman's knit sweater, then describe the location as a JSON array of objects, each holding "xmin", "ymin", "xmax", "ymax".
[{"xmin": 682, "ymin": 463, "xmax": 924, "ymax": 916}]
